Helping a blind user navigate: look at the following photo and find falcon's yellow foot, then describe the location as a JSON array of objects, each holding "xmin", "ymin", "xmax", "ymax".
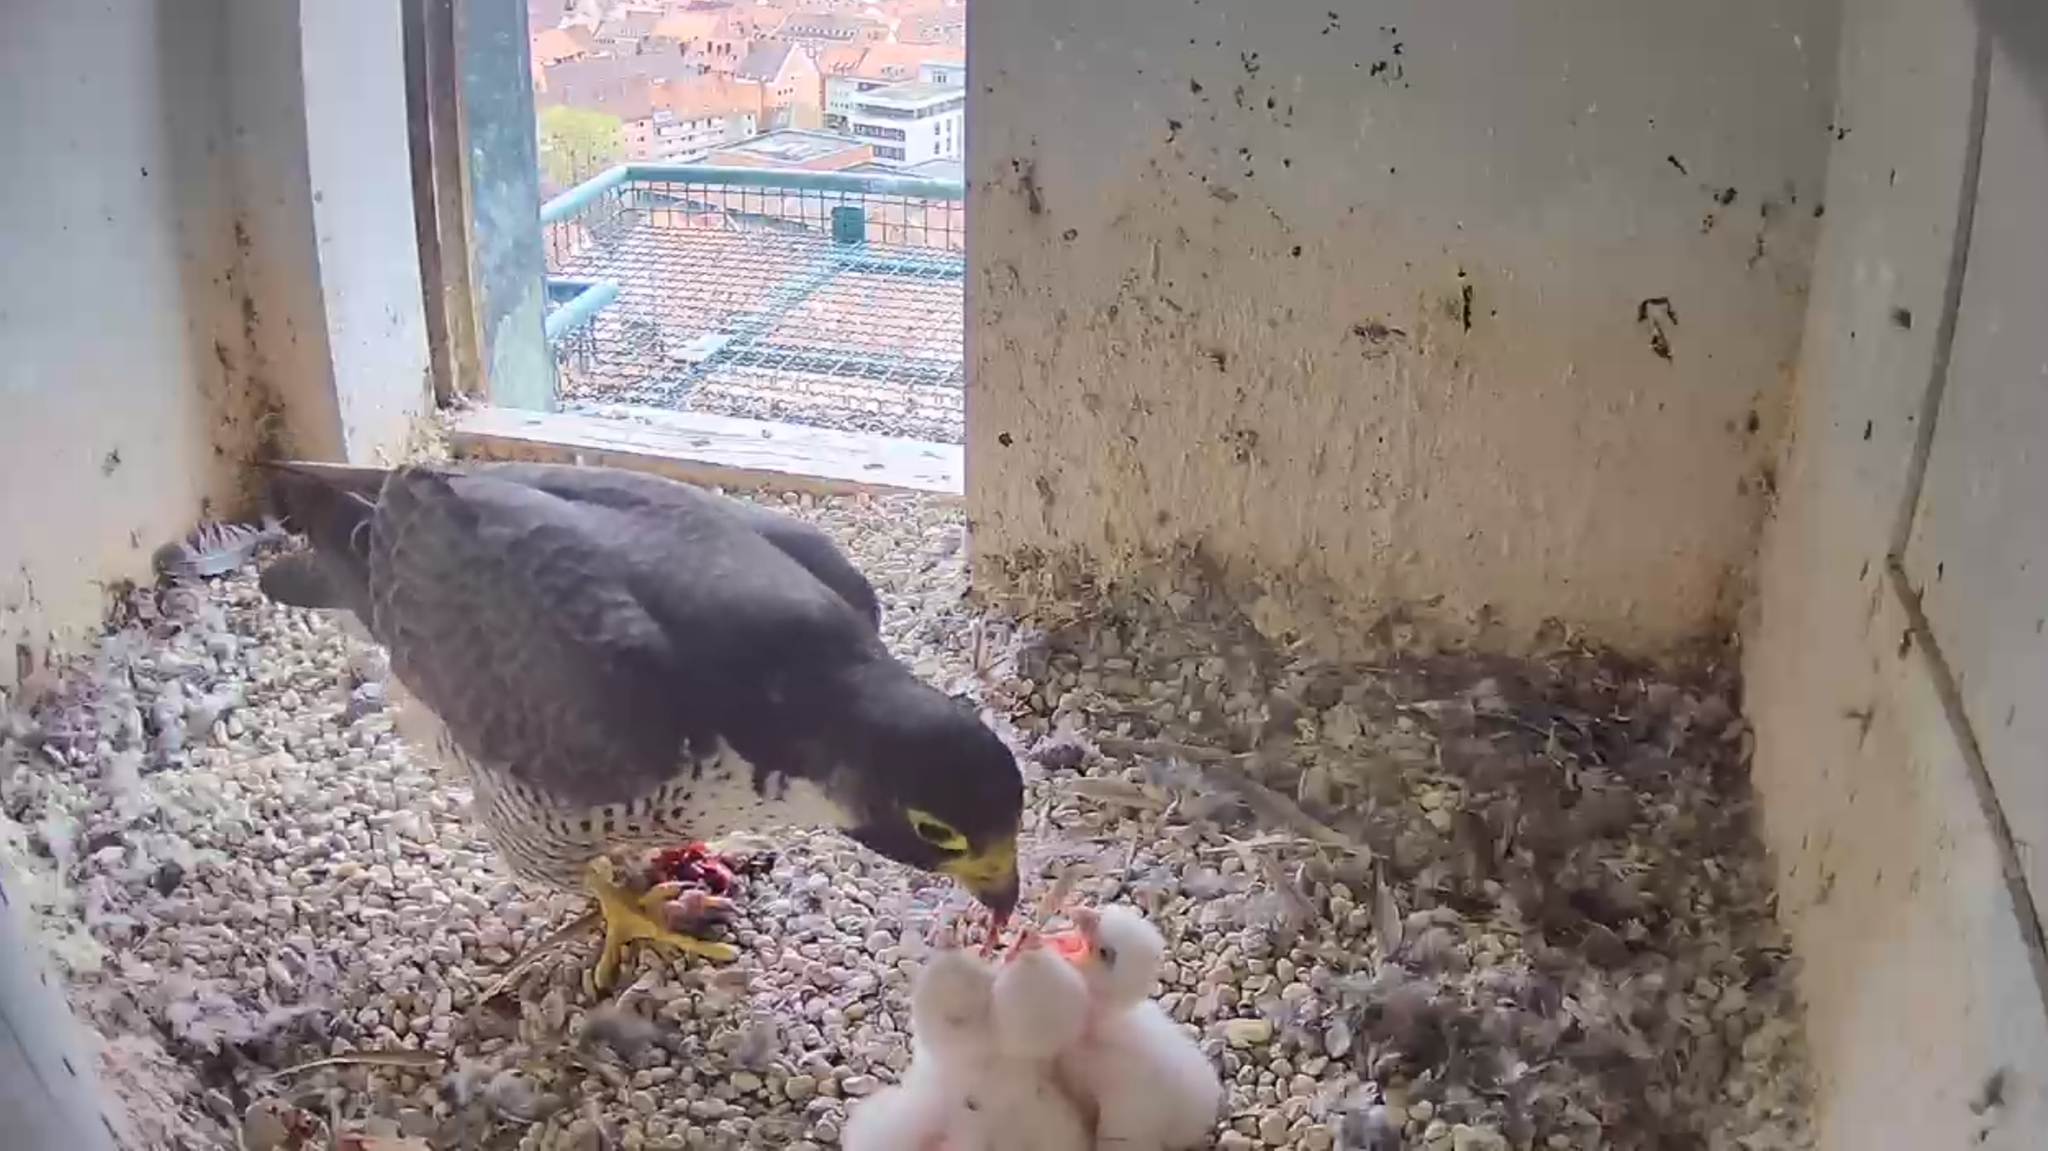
[{"xmin": 586, "ymin": 856, "xmax": 740, "ymax": 991}]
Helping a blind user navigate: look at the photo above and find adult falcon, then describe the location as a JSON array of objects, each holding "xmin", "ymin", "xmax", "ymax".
[{"xmin": 256, "ymin": 460, "xmax": 1023, "ymax": 988}]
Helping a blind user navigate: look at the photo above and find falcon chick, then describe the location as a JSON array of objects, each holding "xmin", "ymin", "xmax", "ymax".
[
  {"xmin": 1049, "ymin": 904, "xmax": 1224, "ymax": 1150},
  {"xmin": 845, "ymin": 926, "xmax": 1089, "ymax": 1151},
  {"xmin": 256, "ymin": 460, "xmax": 1024, "ymax": 988}
]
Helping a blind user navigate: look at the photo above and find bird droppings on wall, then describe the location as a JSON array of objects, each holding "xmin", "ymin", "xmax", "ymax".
[
  {"xmin": 1349, "ymin": 321, "xmax": 1408, "ymax": 359},
  {"xmin": 193, "ymin": 214, "xmax": 294, "ymax": 521},
  {"xmin": 1972, "ymin": 1067, "xmax": 2010, "ymax": 1134},
  {"xmin": 1006, "ymin": 157, "xmax": 1046, "ymax": 216},
  {"xmin": 1637, "ymin": 297, "xmax": 1680, "ymax": 362},
  {"xmin": 968, "ymin": 0, "xmax": 1835, "ymax": 658}
]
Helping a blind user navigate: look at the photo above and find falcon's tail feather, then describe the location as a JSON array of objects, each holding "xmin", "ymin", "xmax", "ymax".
[{"xmin": 257, "ymin": 460, "xmax": 386, "ymax": 625}]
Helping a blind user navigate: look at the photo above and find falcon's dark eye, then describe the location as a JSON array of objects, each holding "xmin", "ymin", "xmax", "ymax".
[
  {"xmin": 1096, "ymin": 944, "xmax": 1117, "ymax": 966},
  {"xmin": 906, "ymin": 808, "xmax": 969, "ymax": 852}
]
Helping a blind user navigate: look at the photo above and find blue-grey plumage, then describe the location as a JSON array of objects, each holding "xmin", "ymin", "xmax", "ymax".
[{"xmin": 257, "ymin": 460, "xmax": 1023, "ymax": 987}]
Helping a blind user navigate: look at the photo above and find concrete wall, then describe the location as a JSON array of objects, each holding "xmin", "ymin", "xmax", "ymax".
[
  {"xmin": 0, "ymin": 0, "xmax": 431, "ymax": 690},
  {"xmin": 967, "ymin": 0, "xmax": 1842, "ymax": 655},
  {"xmin": 302, "ymin": 0, "xmax": 436, "ymax": 464},
  {"xmin": 226, "ymin": 0, "xmax": 435, "ymax": 465},
  {"xmin": 0, "ymin": 0, "xmax": 251, "ymax": 691},
  {"xmin": 1744, "ymin": 0, "xmax": 2048, "ymax": 1145}
]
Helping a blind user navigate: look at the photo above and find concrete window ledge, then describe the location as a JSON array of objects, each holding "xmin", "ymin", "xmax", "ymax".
[{"xmin": 449, "ymin": 404, "xmax": 965, "ymax": 497}]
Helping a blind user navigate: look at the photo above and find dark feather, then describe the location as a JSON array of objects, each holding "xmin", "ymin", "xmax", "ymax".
[
  {"xmin": 404, "ymin": 463, "xmax": 884, "ymax": 633},
  {"xmin": 258, "ymin": 461, "xmax": 883, "ymax": 636},
  {"xmin": 360, "ymin": 463, "xmax": 890, "ymax": 806},
  {"xmin": 721, "ymin": 502, "xmax": 883, "ymax": 631}
]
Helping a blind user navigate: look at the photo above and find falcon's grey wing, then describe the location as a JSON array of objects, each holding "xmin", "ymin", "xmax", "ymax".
[
  {"xmin": 724, "ymin": 502, "xmax": 883, "ymax": 632},
  {"xmin": 367, "ymin": 465, "xmax": 881, "ymax": 808},
  {"xmin": 452, "ymin": 463, "xmax": 883, "ymax": 633}
]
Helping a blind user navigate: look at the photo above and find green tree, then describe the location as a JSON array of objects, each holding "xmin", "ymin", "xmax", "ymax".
[{"xmin": 539, "ymin": 106, "xmax": 624, "ymax": 188}]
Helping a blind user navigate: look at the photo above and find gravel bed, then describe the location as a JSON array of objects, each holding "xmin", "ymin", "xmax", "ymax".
[{"xmin": 0, "ymin": 490, "xmax": 1812, "ymax": 1151}]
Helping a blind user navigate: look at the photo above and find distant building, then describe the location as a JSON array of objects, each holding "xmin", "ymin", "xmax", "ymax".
[
  {"xmin": 846, "ymin": 155, "xmax": 962, "ymax": 180},
  {"xmin": 820, "ymin": 43, "xmax": 963, "ymax": 132},
  {"xmin": 538, "ymin": 71, "xmax": 765, "ymax": 168},
  {"xmin": 638, "ymin": 77, "xmax": 763, "ymax": 160},
  {"xmin": 724, "ymin": 6, "xmax": 790, "ymax": 38},
  {"xmin": 529, "ymin": 0, "xmax": 574, "ymax": 29},
  {"xmin": 538, "ymin": 51, "xmax": 701, "ymax": 105},
  {"xmin": 900, "ymin": 156, "xmax": 964, "ymax": 182},
  {"xmin": 637, "ymin": 11, "xmax": 744, "ymax": 73},
  {"xmin": 591, "ymin": 8, "xmax": 664, "ymax": 54},
  {"xmin": 704, "ymin": 128, "xmax": 874, "ymax": 172},
  {"xmin": 898, "ymin": 5, "xmax": 966, "ymax": 48},
  {"xmin": 530, "ymin": 26, "xmax": 590, "ymax": 77},
  {"xmin": 846, "ymin": 80, "xmax": 963, "ymax": 167},
  {"xmin": 778, "ymin": 11, "xmax": 889, "ymax": 48},
  {"xmin": 733, "ymin": 40, "xmax": 823, "ymax": 131}
]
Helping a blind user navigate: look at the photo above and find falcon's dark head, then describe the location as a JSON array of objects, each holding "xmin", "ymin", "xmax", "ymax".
[{"xmin": 827, "ymin": 672, "xmax": 1025, "ymax": 921}]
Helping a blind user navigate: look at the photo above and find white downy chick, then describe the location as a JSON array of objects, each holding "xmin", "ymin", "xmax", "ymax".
[
  {"xmin": 848, "ymin": 930, "xmax": 1092, "ymax": 1151},
  {"xmin": 1051, "ymin": 905, "xmax": 1225, "ymax": 1151},
  {"xmin": 991, "ymin": 933, "xmax": 1092, "ymax": 1059},
  {"xmin": 845, "ymin": 945, "xmax": 997, "ymax": 1151},
  {"xmin": 947, "ymin": 932, "xmax": 1091, "ymax": 1150}
]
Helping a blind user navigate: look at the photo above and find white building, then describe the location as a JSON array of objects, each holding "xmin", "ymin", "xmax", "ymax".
[
  {"xmin": 845, "ymin": 80, "xmax": 965, "ymax": 167},
  {"xmin": 824, "ymin": 54, "xmax": 963, "ymax": 131},
  {"xmin": 641, "ymin": 106, "xmax": 759, "ymax": 161}
]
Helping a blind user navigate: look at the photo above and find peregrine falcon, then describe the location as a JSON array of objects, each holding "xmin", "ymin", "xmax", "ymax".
[{"xmin": 257, "ymin": 460, "xmax": 1024, "ymax": 988}]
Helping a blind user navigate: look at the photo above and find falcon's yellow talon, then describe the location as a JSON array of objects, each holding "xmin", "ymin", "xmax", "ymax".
[
  {"xmin": 639, "ymin": 881, "xmax": 688, "ymax": 907},
  {"xmin": 585, "ymin": 857, "xmax": 740, "ymax": 991}
]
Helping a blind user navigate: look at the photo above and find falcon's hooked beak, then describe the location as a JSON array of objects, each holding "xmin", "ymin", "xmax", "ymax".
[{"xmin": 940, "ymin": 836, "xmax": 1020, "ymax": 924}]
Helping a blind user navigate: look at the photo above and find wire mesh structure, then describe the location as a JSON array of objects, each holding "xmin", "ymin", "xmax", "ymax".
[{"xmin": 543, "ymin": 166, "xmax": 967, "ymax": 444}]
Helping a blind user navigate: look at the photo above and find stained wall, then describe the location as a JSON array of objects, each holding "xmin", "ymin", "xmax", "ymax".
[
  {"xmin": 0, "ymin": 0, "xmax": 431, "ymax": 692},
  {"xmin": 967, "ymin": 0, "xmax": 1841, "ymax": 653},
  {"xmin": 1745, "ymin": 0, "xmax": 2048, "ymax": 1143}
]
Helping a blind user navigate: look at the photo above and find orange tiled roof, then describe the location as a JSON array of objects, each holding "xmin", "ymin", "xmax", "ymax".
[
  {"xmin": 650, "ymin": 12, "xmax": 723, "ymax": 42},
  {"xmin": 817, "ymin": 45, "xmax": 867, "ymax": 75},
  {"xmin": 531, "ymin": 26, "xmax": 587, "ymax": 65},
  {"xmin": 653, "ymin": 75, "xmax": 764, "ymax": 119}
]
